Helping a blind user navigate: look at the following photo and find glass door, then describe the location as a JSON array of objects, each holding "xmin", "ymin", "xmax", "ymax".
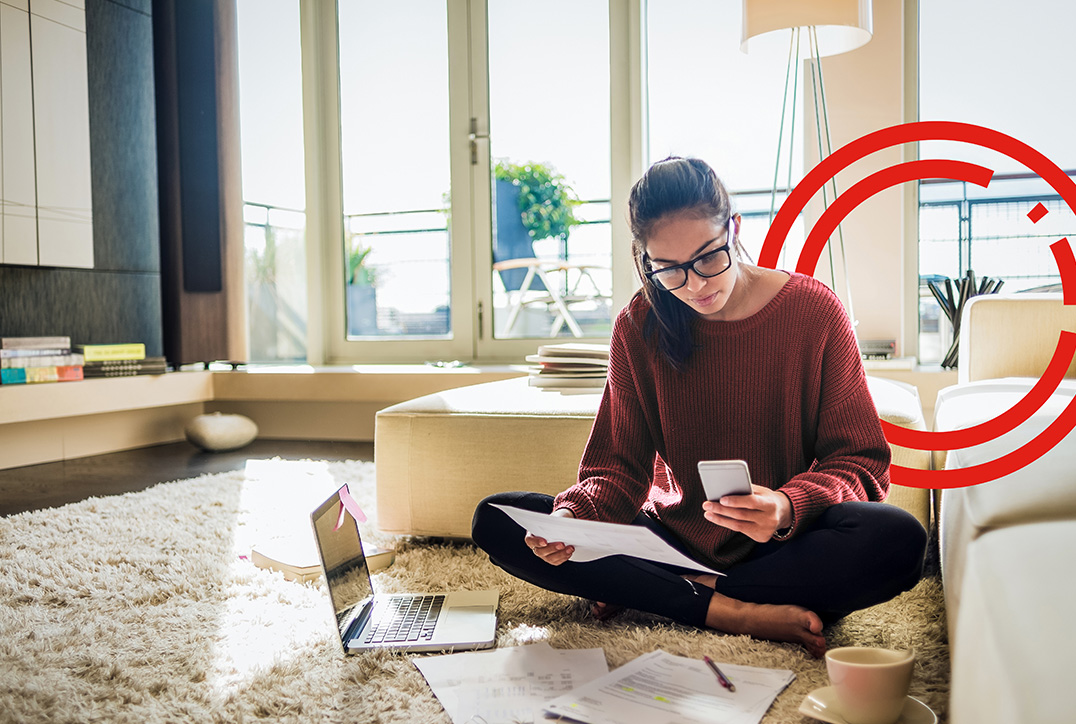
[
  {"xmin": 320, "ymin": 0, "xmax": 620, "ymax": 363},
  {"xmin": 480, "ymin": 0, "xmax": 613, "ymax": 352},
  {"xmin": 336, "ymin": 0, "xmax": 459, "ymax": 355}
]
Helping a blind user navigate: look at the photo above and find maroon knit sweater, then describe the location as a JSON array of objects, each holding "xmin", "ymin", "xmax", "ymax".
[{"xmin": 553, "ymin": 272, "xmax": 891, "ymax": 570}]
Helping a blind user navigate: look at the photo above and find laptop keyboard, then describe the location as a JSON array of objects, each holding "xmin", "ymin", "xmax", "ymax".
[{"xmin": 364, "ymin": 594, "xmax": 445, "ymax": 644}]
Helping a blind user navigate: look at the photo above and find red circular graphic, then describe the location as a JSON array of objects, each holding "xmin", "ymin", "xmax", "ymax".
[{"xmin": 758, "ymin": 121, "xmax": 1076, "ymax": 489}]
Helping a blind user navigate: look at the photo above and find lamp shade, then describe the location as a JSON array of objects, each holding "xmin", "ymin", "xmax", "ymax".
[{"xmin": 740, "ymin": 0, "xmax": 873, "ymax": 57}]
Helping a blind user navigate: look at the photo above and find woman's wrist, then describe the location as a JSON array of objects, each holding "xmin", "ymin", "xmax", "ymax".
[{"xmin": 773, "ymin": 490, "xmax": 794, "ymax": 539}]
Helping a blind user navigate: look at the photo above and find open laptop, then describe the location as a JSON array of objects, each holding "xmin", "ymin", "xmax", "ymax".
[{"xmin": 310, "ymin": 485, "xmax": 499, "ymax": 654}]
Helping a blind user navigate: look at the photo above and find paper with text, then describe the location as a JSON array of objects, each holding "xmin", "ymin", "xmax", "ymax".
[
  {"xmin": 541, "ymin": 649, "xmax": 795, "ymax": 724},
  {"xmin": 490, "ymin": 504, "xmax": 724, "ymax": 575},
  {"xmin": 413, "ymin": 641, "xmax": 608, "ymax": 724}
]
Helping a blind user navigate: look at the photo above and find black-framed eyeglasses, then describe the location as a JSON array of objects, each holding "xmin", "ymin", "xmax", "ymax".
[{"xmin": 643, "ymin": 217, "xmax": 736, "ymax": 291}]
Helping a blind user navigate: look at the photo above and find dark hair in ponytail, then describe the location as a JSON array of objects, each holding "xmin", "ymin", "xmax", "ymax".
[{"xmin": 628, "ymin": 157, "xmax": 734, "ymax": 370}]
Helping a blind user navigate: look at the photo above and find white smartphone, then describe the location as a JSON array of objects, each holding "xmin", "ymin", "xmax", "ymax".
[{"xmin": 697, "ymin": 459, "xmax": 753, "ymax": 501}]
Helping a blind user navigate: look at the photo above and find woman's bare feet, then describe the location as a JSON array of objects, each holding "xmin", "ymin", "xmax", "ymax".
[{"xmin": 684, "ymin": 574, "xmax": 827, "ymax": 658}]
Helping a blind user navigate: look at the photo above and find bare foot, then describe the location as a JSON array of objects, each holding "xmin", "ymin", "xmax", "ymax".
[
  {"xmin": 589, "ymin": 600, "xmax": 624, "ymax": 622},
  {"xmin": 702, "ymin": 589, "xmax": 827, "ymax": 659}
]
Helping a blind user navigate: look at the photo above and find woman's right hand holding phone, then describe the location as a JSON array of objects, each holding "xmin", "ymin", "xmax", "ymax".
[{"xmin": 525, "ymin": 508, "xmax": 576, "ymax": 565}]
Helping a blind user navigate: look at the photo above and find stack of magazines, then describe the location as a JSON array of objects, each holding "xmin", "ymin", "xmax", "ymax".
[{"xmin": 525, "ymin": 342, "xmax": 609, "ymax": 390}]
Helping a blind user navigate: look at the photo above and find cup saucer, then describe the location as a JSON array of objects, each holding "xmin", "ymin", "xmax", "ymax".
[{"xmin": 798, "ymin": 685, "xmax": 938, "ymax": 724}]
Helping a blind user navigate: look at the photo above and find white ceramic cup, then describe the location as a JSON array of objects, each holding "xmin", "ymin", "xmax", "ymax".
[{"xmin": 824, "ymin": 647, "xmax": 915, "ymax": 724}]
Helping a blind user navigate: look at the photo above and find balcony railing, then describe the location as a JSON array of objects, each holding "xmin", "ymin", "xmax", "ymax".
[
  {"xmin": 917, "ymin": 170, "xmax": 1076, "ymax": 363},
  {"xmin": 242, "ymin": 199, "xmax": 614, "ymax": 356},
  {"xmin": 344, "ymin": 200, "xmax": 613, "ymax": 339},
  {"xmin": 243, "ymin": 202, "xmax": 308, "ymax": 362}
]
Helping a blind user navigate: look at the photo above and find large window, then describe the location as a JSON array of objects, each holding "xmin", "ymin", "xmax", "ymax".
[
  {"xmin": 919, "ymin": 0, "xmax": 1076, "ymax": 363},
  {"xmin": 242, "ymin": 2, "xmax": 1060, "ymax": 366},
  {"xmin": 238, "ymin": 0, "xmax": 621, "ymax": 364}
]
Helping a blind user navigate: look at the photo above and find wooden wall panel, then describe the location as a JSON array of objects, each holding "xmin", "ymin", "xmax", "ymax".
[{"xmin": 153, "ymin": 0, "xmax": 245, "ymax": 364}]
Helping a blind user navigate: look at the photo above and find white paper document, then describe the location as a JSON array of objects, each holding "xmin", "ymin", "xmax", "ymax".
[
  {"xmin": 490, "ymin": 503, "xmax": 724, "ymax": 575},
  {"xmin": 413, "ymin": 641, "xmax": 609, "ymax": 724},
  {"xmin": 541, "ymin": 649, "xmax": 795, "ymax": 724}
]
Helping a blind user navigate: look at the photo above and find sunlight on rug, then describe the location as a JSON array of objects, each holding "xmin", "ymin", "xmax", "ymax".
[{"xmin": 0, "ymin": 459, "xmax": 949, "ymax": 723}]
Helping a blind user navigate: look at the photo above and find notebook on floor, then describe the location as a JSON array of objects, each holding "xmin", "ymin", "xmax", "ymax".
[{"xmin": 310, "ymin": 485, "xmax": 499, "ymax": 654}]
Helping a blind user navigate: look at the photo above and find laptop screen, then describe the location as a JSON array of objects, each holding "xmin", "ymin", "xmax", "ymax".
[{"xmin": 310, "ymin": 488, "xmax": 374, "ymax": 637}]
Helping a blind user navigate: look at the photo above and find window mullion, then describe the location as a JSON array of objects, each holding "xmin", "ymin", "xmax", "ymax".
[
  {"xmin": 299, "ymin": 0, "xmax": 344, "ymax": 365},
  {"xmin": 609, "ymin": 0, "xmax": 647, "ymax": 312}
]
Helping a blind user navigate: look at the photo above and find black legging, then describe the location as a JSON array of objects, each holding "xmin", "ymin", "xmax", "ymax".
[{"xmin": 471, "ymin": 491, "xmax": 927, "ymax": 628}]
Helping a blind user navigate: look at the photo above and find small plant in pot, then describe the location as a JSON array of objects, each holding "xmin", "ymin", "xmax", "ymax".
[{"xmin": 346, "ymin": 241, "xmax": 379, "ymax": 335}]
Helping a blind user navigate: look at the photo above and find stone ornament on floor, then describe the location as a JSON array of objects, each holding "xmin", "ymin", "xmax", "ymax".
[{"xmin": 184, "ymin": 412, "xmax": 258, "ymax": 452}]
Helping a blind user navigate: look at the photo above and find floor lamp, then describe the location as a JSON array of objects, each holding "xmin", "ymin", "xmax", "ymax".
[{"xmin": 740, "ymin": 0, "xmax": 873, "ymax": 336}]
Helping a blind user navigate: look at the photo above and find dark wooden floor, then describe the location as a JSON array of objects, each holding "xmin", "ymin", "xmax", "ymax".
[{"xmin": 0, "ymin": 440, "xmax": 374, "ymax": 517}]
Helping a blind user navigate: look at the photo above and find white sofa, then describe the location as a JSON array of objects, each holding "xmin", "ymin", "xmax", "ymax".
[{"xmin": 935, "ymin": 294, "xmax": 1076, "ymax": 724}]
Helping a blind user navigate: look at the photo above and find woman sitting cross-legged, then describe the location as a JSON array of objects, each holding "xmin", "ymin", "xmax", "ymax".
[{"xmin": 471, "ymin": 156, "xmax": 927, "ymax": 658}]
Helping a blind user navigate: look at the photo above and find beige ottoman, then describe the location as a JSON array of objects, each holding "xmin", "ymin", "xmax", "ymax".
[
  {"xmin": 375, "ymin": 377, "xmax": 601, "ymax": 538},
  {"xmin": 375, "ymin": 376, "xmax": 932, "ymax": 539}
]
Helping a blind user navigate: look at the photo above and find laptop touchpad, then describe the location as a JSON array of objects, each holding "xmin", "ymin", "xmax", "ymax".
[{"xmin": 438, "ymin": 605, "xmax": 495, "ymax": 640}]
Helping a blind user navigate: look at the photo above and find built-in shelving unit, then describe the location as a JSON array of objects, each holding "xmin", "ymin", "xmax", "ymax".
[
  {"xmin": 0, "ymin": 366, "xmax": 524, "ymax": 470},
  {"xmin": 0, "ymin": 0, "xmax": 93, "ymax": 268}
]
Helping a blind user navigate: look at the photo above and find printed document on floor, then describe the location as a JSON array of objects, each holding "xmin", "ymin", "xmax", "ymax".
[
  {"xmin": 541, "ymin": 649, "xmax": 795, "ymax": 724},
  {"xmin": 413, "ymin": 641, "xmax": 608, "ymax": 724}
]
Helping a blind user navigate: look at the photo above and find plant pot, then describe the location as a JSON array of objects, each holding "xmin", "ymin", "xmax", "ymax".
[
  {"xmin": 347, "ymin": 284, "xmax": 378, "ymax": 336},
  {"xmin": 494, "ymin": 179, "xmax": 545, "ymax": 292}
]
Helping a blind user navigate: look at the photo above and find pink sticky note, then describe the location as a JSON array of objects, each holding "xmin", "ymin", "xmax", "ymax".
[{"xmin": 334, "ymin": 484, "xmax": 367, "ymax": 530}]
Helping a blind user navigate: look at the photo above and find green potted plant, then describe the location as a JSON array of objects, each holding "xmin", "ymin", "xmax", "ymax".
[
  {"xmin": 493, "ymin": 160, "xmax": 580, "ymax": 290},
  {"xmin": 346, "ymin": 241, "xmax": 379, "ymax": 335}
]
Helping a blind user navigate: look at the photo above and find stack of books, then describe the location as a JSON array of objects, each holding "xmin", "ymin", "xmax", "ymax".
[
  {"xmin": 77, "ymin": 343, "xmax": 167, "ymax": 378},
  {"xmin": 525, "ymin": 342, "xmax": 610, "ymax": 390},
  {"xmin": 250, "ymin": 535, "xmax": 394, "ymax": 583},
  {"xmin": 0, "ymin": 336, "xmax": 84, "ymax": 385}
]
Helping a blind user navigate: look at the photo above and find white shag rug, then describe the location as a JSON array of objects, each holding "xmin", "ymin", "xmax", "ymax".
[{"xmin": 0, "ymin": 459, "xmax": 949, "ymax": 723}]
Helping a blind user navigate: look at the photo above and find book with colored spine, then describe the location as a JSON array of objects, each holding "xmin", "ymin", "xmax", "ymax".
[
  {"xmin": 0, "ymin": 347, "xmax": 72, "ymax": 359},
  {"xmin": 1, "ymin": 365, "xmax": 84, "ymax": 385},
  {"xmin": 1, "ymin": 353, "xmax": 84, "ymax": 369},
  {"xmin": 82, "ymin": 356, "xmax": 168, "ymax": 377},
  {"xmin": 1, "ymin": 336, "xmax": 71, "ymax": 350},
  {"xmin": 75, "ymin": 343, "xmax": 146, "ymax": 362}
]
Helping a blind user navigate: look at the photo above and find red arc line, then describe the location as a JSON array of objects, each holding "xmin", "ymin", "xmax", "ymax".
[
  {"xmin": 1052, "ymin": 237, "xmax": 1076, "ymax": 305},
  {"xmin": 795, "ymin": 159, "xmax": 993, "ymax": 275},
  {"xmin": 756, "ymin": 121, "xmax": 1076, "ymax": 489}
]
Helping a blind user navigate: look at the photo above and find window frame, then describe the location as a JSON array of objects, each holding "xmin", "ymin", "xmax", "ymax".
[
  {"xmin": 285, "ymin": 0, "xmax": 936, "ymax": 365},
  {"xmin": 295, "ymin": 0, "xmax": 644, "ymax": 365}
]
